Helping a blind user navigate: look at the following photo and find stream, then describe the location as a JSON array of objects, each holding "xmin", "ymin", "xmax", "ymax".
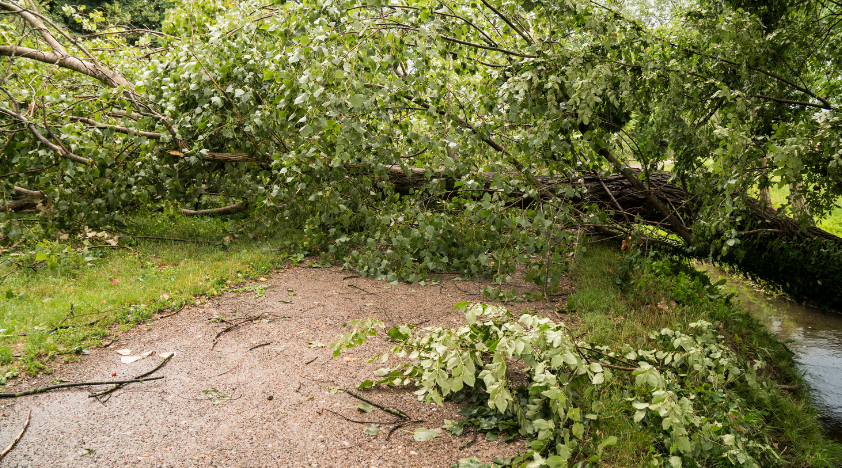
[{"xmin": 705, "ymin": 265, "xmax": 842, "ymax": 442}]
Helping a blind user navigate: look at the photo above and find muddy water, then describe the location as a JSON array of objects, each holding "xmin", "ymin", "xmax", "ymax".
[{"xmin": 706, "ymin": 266, "xmax": 842, "ymax": 442}]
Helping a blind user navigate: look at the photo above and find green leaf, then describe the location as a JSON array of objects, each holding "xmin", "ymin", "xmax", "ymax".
[
  {"xmin": 35, "ymin": 251, "xmax": 47, "ymax": 262},
  {"xmin": 571, "ymin": 423, "xmax": 584, "ymax": 439},
  {"xmin": 358, "ymin": 402, "xmax": 374, "ymax": 413},
  {"xmin": 413, "ymin": 428, "xmax": 440, "ymax": 441},
  {"xmin": 364, "ymin": 425, "xmax": 380, "ymax": 436},
  {"xmin": 675, "ymin": 436, "xmax": 692, "ymax": 454}
]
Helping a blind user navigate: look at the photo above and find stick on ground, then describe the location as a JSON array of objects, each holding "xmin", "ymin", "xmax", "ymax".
[
  {"xmin": 90, "ymin": 353, "xmax": 174, "ymax": 400},
  {"xmin": 0, "ymin": 377, "xmax": 163, "ymax": 399},
  {"xmin": 324, "ymin": 408, "xmax": 397, "ymax": 425},
  {"xmin": 0, "ymin": 409, "xmax": 30, "ymax": 460},
  {"xmin": 341, "ymin": 389, "xmax": 408, "ymax": 419},
  {"xmin": 211, "ymin": 314, "xmax": 263, "ymax": 350},
  {"xmin": 386, "ymin": 419, "xmax": 425, "ymax": 441}
]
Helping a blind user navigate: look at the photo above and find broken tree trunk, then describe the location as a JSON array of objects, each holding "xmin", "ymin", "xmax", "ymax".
[
  {"xmin": 1, "ymin": 186, "xmax": 46, "ymax": 212},
  {"xmin": 377, "ymin": 164, "xmax": 842, "ymax": 308}
]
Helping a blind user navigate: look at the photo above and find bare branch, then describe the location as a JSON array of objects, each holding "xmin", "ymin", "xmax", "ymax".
[
  {"xmin": 752, "ymin": 94, "xmax": 832, "ymax": 110},
  {"xmin": 69, "ymin": 116, "xmax": 163, "ymax": 138},
  {"xmin": 479, "ymin": 0, "xmax": 534, "ymax": 45},
  {"xmin": 437, "ymin": 33, "xmax": 538, "ymax": 58},
  {"xmin": 0, "ymin": 104, "xmax": 92, "ymax": 164}
]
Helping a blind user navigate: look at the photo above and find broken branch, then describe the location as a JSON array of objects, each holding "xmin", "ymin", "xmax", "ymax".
[
  {"xmin": 90, "ymin": 353, "xmax": 174, "ymax": 400},
  {"xmin": 0, "ymin": 408, "xmax": 30, "ymax": 460},
  {"xmin": 0, "ymin": 377, "xmax": 163, "ymax": 398},
  {"xmin": 340, "ymin": 389, "xmax": 408, "ymax": 419},
  {"xmin": 210, "ymin": 314, "xmax": 264, "ymax": 350}
]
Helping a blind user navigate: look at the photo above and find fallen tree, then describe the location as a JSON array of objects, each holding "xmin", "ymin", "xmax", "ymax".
[{"xmin": 1, "ymin": 0, "xmax": 841, "ymax": 310}]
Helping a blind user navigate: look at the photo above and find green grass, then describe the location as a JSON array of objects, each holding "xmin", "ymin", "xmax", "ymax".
[
  {"xmin": 565, "ymin": 241, "xmax": 842, "ymax": 467},
  {"xmin": 764, "ymin": 184, "xmax": 842, "ymax": 236},
  {"xmin": 0, "ymin": 214, "xmax": 302, "ymax": 374}
]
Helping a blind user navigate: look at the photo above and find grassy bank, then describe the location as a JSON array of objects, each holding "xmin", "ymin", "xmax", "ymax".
[
  {"xmin": 565, "ymin": 243, "xmax": 842, "ymax": 467},
  {"xmin": 0, "ymin": 214, "xmax": 301, "ymax": 374}
]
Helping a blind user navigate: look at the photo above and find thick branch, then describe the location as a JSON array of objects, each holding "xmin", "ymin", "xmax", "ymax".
[
  {"xmin": 204, "ymin": 152, "xmax": 261, "ymax": 162},
  {"xmin": 0, "ymin": 1, "xmax": 66, "ymax": 55},
  {"xmin": 182, "ymin": 200, "xmax": 249, "ymax": 217},
  {"xmin": 0, "ymin": 45, "xmax": 132, "ymax": 89}
]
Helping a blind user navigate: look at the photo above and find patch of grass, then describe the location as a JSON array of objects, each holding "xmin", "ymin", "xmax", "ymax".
[
  {"xmin": 0, "ymin": 214, "xmax": 303, "ymax": 374},
  {"xmin": 763, "ymin": 184, "xmax": 842, "ymax": 236}
]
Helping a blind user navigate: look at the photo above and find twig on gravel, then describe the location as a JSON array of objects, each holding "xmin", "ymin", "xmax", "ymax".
[
  {"xmin": 460, "ymin": 426, "xmax": 478, "ymax": 450},
  {"xmin": 342, "ymin": 275, "xmax": 361, "ymax": 280},
  {"xmin": 340, "ymin": 389, "xmax": 408, "ymax": 419},
  {"xmin": 90, "ymin": 353, "xmax": 174, "ymax": 400},
  {"xmin": 305, "ymin": 357, "xmax": 318, "ymax": 365},
  {"xmin": 386, "ymin": 419, "xmax": 425, "ymax": 440},
  {"xmin": 323, "ymin": 408, "xmax": 398, "ymax": 425},
  {"xmin": 347, "ymin": 284, "xmax": 375, "ymax": 295},
  {"xmin": 210, "ymin": 314, "xmax": 264, "ymax": 350},
  {"xmin": 249, "ymin": 342, "xmax": 271, "ymax": 351},
  {"xmin": 451, "ymin": 282, "xmax": 483, "ymax": 296},
  {"xmin": 155, "ymin": 306, "xmax": 184, "ymax": 320},
  {"xmin": 0, "ymin": 409, "xmax": 30, "ymax": 460},
  {"xmin": 0, "ymin": 377, "xmax": 163, "ymax": 398},
  {"xmin": 212, "ymin": 364, "xmax": 240, "ymax": 378}
]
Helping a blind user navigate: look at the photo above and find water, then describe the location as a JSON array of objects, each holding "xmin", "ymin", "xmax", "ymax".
[{"xmin": 707, "ymin": 266, "xmax": 842, "ymax": 442}]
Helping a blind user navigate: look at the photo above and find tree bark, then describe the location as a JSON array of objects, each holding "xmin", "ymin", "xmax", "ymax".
[{"xmin": 1, "ymin": 186, "xmax": 46, "ymax": 212}]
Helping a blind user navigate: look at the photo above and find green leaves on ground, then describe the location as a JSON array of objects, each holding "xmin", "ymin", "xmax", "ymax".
[
  {"xmin": 413, "ymin": 427, "xmax": 440, "ymax": 442},
  {"xmin": 332, "ymin": 300, "xmax": 787, "ymax": 467}
]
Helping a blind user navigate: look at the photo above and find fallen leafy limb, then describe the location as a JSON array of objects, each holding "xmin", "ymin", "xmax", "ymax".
[
  {"xmin": 0, "ymin": 409, "xmax": 30, "ymax": 460},
  {"xmin": 0, "ymin": 377, "xmax": 163, "ymax": 398},
  {"xmin": 90, "ymin": 353, "xmax": 174, "ymax": 401},
  {"xmin": 332, "ymin": 302, "xmax": 796, "ymax": 467}
]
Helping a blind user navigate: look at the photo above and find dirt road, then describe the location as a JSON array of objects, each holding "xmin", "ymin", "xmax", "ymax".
[{"xmin": 0, "ymin": 265, "xmax": 561, "ymax": 467}]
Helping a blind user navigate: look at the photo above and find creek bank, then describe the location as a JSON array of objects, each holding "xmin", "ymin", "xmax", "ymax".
[{"xmin": 701, "ymin": 263, "xmax": 842, "ymax": 443}]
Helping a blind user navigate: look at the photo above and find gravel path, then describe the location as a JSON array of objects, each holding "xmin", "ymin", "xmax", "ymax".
[{"xmin": 0, "ymin": 265, "xmax": 566, "ymax": 467}]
